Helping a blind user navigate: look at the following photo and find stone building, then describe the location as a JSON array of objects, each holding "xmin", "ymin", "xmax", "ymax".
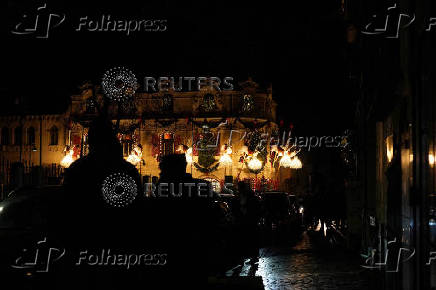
[{"xmin": 0, "ymin": 78, "xmax": 294, "ymax": 194}]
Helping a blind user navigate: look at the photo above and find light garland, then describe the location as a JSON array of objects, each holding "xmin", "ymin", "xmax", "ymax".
[
  {"xmin": 247, "ymin": 153, "xmax": 262, "ymax": 171},
  {"xmin": 101, "ymin": 172, "xmax": 138, "ymax": 208},
  {"xmin": 126, "ymin": 144, "xmax": 142, "ymax": 166},
  {"xmin": 102, "ymin": 67, "xmax": 138, "ymax": 102},
  {"xmin": 185, "ymin": 147, "xmax": 193, "ymax": 163},
  {"xmin": 279, "ymin": 152, "xmax": 292, "ymax": 168},
  {"xmin": 219, "ymin": 153, "xmax": 233, "ymax": 167},
  {"xmin": 290, "ymin": 156, "xmax": 303, "ymax": 169},
  {"xmin": 60, "ymin": 149, "xmax": 75, "ymax": 168},
  {"xmin": 278, "ymin": 150, "xmax": 302, "ymax": 169}
]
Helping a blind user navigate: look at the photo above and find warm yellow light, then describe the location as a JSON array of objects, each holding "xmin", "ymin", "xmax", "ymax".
[
  {"xmin": 386, "ymin": 135, "xmax": 394, "ymax": 163},
  {"xmin": 126, "ymin": 154, "xmax": 141, "ymax": 165},
  {"xmin": 126, "ymin": 145, "xmax": 142, "ymax": 165},
  {"xmin": 279, "ymin": 152, "xmax": 292, "ymax": 168},
  {"xmin": 430, "ymin": 154, "xmax": 435, "ymax": 167},
  {"xmin": 185, "ymin": 147, "xmax": 193, "ymax": 163},
  {"xmin": 60, "ymin": 149, "xmax": 74, "ymax": 168},
  {"xmin": 219, "ymin": 154, "xmax": 232, "ymax": 166},
  {"xmin": 226, "ymin": 147, "xmax": 232, "ymax": 155},
  {"xmin": 247, "ymin": 154, "xmax": 262, "ymax": 171},
  {"xmin": 240, "ymin": 146, "xmax": 249, "ymax": 155},
  {"xmin": 290, "ymin": 156, "xmax": 303, "ymax": 169}
]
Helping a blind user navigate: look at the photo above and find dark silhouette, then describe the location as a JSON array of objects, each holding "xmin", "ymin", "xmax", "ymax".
[
  {"xmin": 47, "ymin": 117, "xmax": 145, "ymax": 289},
  {"xmin": 237, "ymin": 181, "xmax": 261, "ymax": 263},
  {"xmin": 151, "ymin": 154, "xmax": 214, "ymax": 287},
  {"xmin": 61, "ymin": 117, "xmax": 142, "ymax": 245}
]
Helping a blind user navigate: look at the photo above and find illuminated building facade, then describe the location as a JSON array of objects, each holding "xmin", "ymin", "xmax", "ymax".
[{"xmin": 0, "ymin": 79, "xmax": 299, "ymax": 193}]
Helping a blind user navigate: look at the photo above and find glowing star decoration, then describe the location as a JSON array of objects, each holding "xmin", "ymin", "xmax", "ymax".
[
  {"xmin": 279, "ymin": 152, "xmax": 292, "ymax": 168},
  {"xmin": 219, "ymin": 153, "xmax": 233, "ymax": 167},
  {"xmin": 185, "ymin": 147, "xmax": 193, "ymax": 163},
  {"xmin": 290, "ymin": 156, "xmax": 303, "ymax": 169},
  {"xmin": 60, "ymin": 149, "xmax": 74, "ymax": 168},
  {"xmin": 247, "ymin": 153, "xmax": 262, "ymax": 171},
  {"xmin": 102, "ymin": 67, "xmax": 138, "ymax": 102},
  {"xmin": 101, "ymin": 172, "xmax": 138, "ymax": 208},
  {"xmin": 126, "ymin": 144, "xmax": 142, "ymax": 165}
]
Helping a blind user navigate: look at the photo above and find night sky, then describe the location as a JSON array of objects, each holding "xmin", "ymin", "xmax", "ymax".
[{"xmin": 5, "ymin": 0, "xmax": 351, "ymax": 135}]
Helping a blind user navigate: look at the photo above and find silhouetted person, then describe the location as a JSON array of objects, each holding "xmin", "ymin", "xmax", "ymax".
[
  {"xmin": 152, "ymin": 154, "xmax": 214, "ymax": 288},
  {"xmin": 50, "ymin": 117, "xmax": 144, "ymax": 289},
  {"xmin": 238, "ymin": 181, "xmax": 261, "ymax": 264}
]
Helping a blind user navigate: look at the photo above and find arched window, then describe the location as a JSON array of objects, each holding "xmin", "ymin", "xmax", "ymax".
[
  {"xmin": 27, "ymin": 127, "xmax": 35, "ymax": 145},
  {"xmin": 14, "ymin": 127, "xmax": 22, "ymax": 145},
  {"xmin": 1, "ymin": 127, "xmax": 10, "ymax": 145},
  {"xmin": 49, "ymin": 126, "xmax": 59, "ymax": 145}
]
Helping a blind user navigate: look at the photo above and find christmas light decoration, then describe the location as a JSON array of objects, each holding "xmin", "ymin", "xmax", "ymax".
[
  {"xmin": 290, "ymin": 156, "xmax": 303, "ymax": 169},
  {"xmin": 126, "ymin": 144, "xmax": 143, "ymax": 165},
  {"xmin": 279, "ymin": 152, "xmax": 292, "ymax": 168},
  {"xmin": 101, "ymin": 172, "xmax": 138, "ymax": 208},
  {"xmin": 185, "ymin": 147, "xmax": 193, "ymax": 163},
  {"xmin": 219, "ymin": 153, "xmax": 233, "ymax": 167},
  {"xmin": 247, "ymin": 153, "xmax": 262, "ymax": 171},
  {"xmin": 279, "ymin": 150, "xmax": 302, "ymax": 169},
  {"xmin": 241, "ymin": 94, "xmax": 255, "ymax": 112},
  {"xmin": 102, "ymin": 67, "xmax": 138, "ymax": 102},
  {"xmin": 60, "ymin": 149, "xmax": 75, "ymax": 168}
]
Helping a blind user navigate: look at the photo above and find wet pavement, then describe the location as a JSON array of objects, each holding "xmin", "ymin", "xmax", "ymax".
[{"xmin": 226, "ymin": 231, "xmax": 377, "ymax": 290}]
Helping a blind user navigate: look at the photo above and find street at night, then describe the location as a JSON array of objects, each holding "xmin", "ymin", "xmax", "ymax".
[{"xmin": 2, "ymin": 0, "xmax": 436, "ymax": 289}]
